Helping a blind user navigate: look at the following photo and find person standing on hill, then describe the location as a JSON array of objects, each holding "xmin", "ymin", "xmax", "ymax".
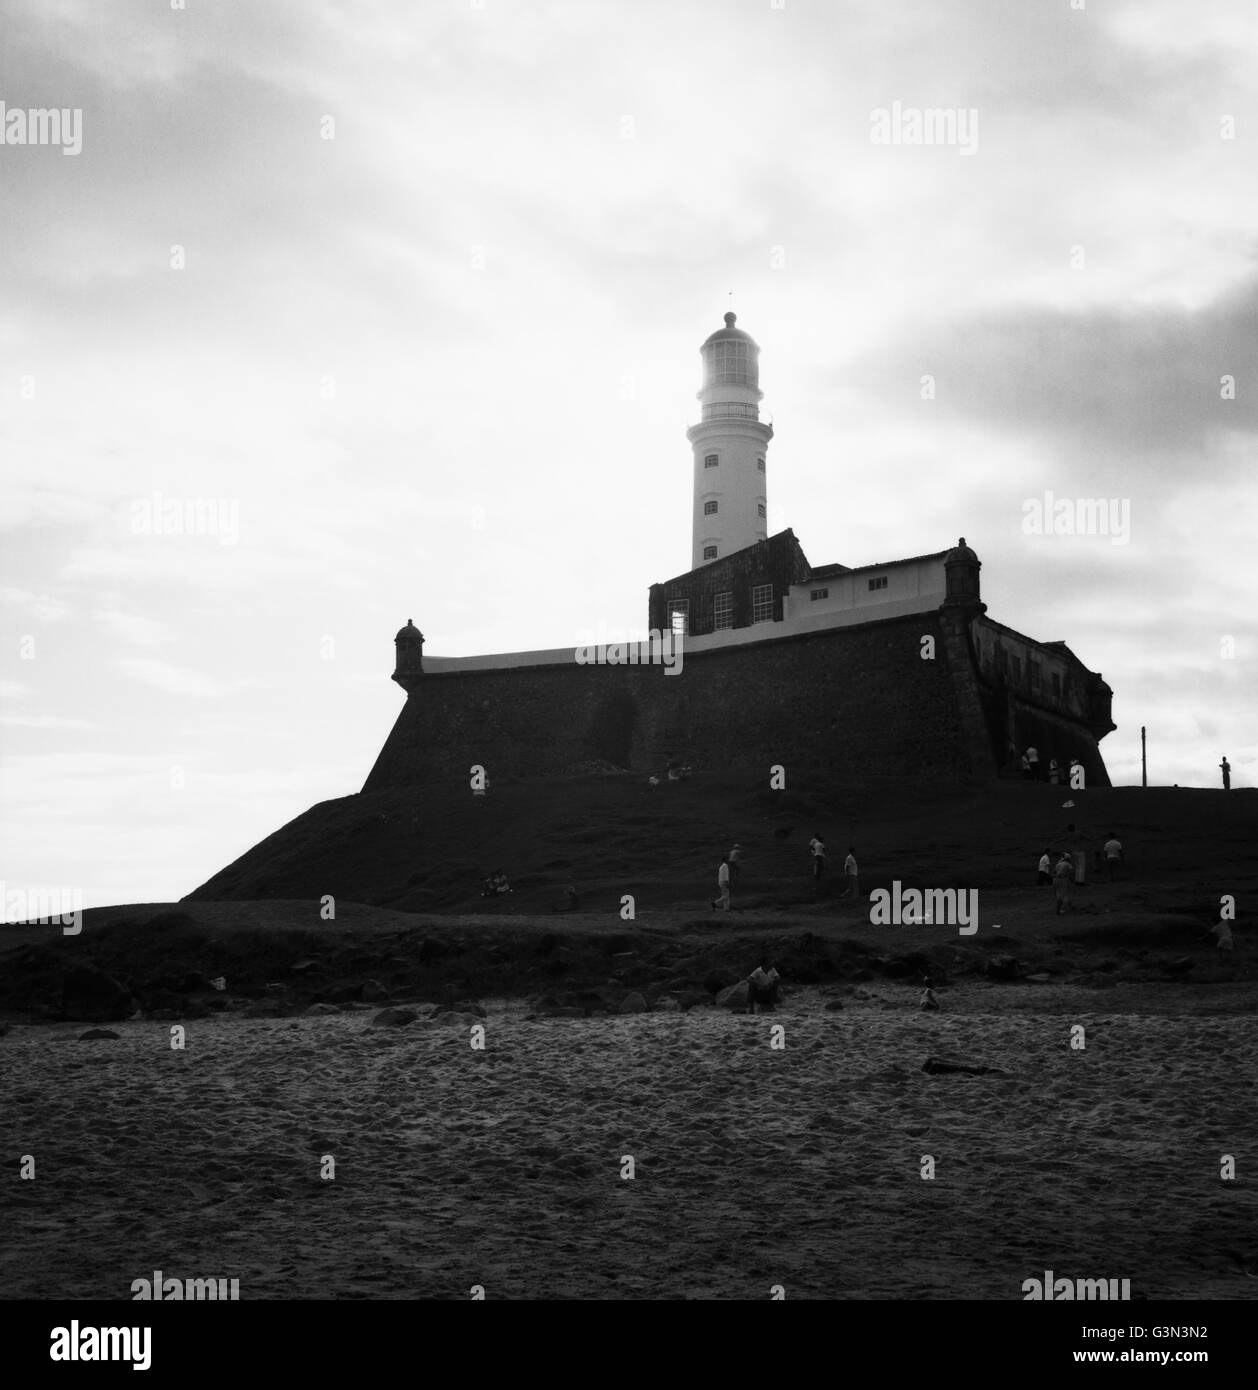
[
  {"xmin": 1026, "ymin": 745, "xmax": 1040, "ymax": 781},
  {"xmin": 711, "ymin": 857, "xmax": 731, "ymax": 912},
  {"xmin": 1037, "ymin": 850, "xmax": 1053, "ymax": 885},
  {"xmin": 809, "ymin": 833, "xmax": 826, "ymax": 880},
  {"xmin": 1220, "ymin": 756, "xmax": 1231, "ymax": 791},
  {"xmin": 1064, "ymin": 822, "xmax": 1086, "ymax": 885},
  {"xmin": 1103, "ymin": 833, "xmax": 1123, "ymax": 881},
  {"xmin": 1053, "ymin": 853, "xmax": 1074, "ymax": 914},
  {"xmin": 841, "ymin": 847, "xmax": 860, "ymax": 900},
  {"xmin": 728, "ymin": 843, "xmax": 743, "ymax": 882}
]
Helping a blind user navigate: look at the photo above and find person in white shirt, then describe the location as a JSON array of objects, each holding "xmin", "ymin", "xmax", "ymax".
[
  {"xmin": 840, "ymin": 847, "xmax": 859, "ymax": 899},
  {"xmin": 747, "ymin": 958, "xmax": 780, "ymax": 1013},
  {"xmin": 711, "ymin": 857, "xmax": 731, "ymax": 912},
  {"xmin": 1103, "ymin": 833, "xmax": 1123, "ymax": 881},
  {"xmin": 1026, "ymin": 746, "xmax": 1040, "ymax": 780},
  {"xmin": 808, "ymin": 834, "xmax": 825, "ymax": 880},
  {"xmin": 1037, "ymin": 850, "xmax": 1052, "ymax": 885}
]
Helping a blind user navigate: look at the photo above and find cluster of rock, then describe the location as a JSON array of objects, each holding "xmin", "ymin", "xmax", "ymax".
[{"xmin": 371, "ymin": 1001, "xmax": 488, "ymax": 1027}]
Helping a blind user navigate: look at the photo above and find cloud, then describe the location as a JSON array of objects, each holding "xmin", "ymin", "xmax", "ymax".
[
  {"xmin": 0, "ymin": 714, "xmax": 93, "ymax": 729},
  {"xmin": 95, "ymin": 609, "xmax": 171, "ymax": 647},
  {"xmin": 0, "ymin": 586, "xmax": 72, "ymax": 621},
  {"xmin": 848, "ymin": 277, "xmax": 1258, "ymax": 461},
  {"xmin": 115, "ymin": 657, "xmax": 231, "ymax": 698}
]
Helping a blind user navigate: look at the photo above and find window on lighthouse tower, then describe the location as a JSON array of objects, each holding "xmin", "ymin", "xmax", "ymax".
[
  {"xmin": 704, "ymin": 501, "xmax": 718, "ymax": 515},
  {"xmin": 712, "ymin": 340, "xmax": 750, "ymax": 385}
]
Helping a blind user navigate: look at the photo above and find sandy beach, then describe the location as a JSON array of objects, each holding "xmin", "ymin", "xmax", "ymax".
[{"xmin": 3, "ymin": 983, "xmax": 1254, "ymax": 1301}]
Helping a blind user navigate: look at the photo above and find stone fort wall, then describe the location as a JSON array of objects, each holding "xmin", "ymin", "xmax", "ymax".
[{"xmin": 364, "ymin": 610, "xmax": 1112, "ymax": 792}]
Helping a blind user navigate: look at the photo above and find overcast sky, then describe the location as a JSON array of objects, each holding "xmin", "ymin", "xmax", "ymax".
[{"xmin": 2, "ymin": 0, "xmax": 1255, "ymax": 910}]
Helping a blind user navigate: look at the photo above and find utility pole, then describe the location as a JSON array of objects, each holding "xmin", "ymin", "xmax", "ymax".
[{"xmin": 1141, "ymin": 726, "xmax": 1147, "ymax": 788}]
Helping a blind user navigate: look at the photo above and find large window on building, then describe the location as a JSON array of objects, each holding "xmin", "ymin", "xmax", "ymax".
[
  {"xmin": 751, "ymin": 583, "xmax": 773, "ymax": 624},
  {"xmin": 704, "ymin": 500, "xmax": 718, "ymax": 515},
  {"xmin": 713, "ymin": 591, "xmax": 733, "ymax": 629},
  {"xmin": 710, "ymin": 339, "xmax": 750, "ymax": 385},
  {"xmin": 703, "ymin": 545, "xmax": 717, "ymax": 561},
  {"xmin": 668, "ymin": 599, "xmax": 689, "ymax": 636},
  {"xmin": 704, "ymin": 454, "xmax": 719, "ymax": 468},
  {"xmin": 868, "ymin": 576, "xmax": 888, "ymax": 591},
  {"xmin": 810, "ymin": 588, "xmax": 829, "ymax": 601}
]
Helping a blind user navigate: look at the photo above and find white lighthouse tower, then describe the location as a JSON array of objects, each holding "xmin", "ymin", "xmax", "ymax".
[{"xmin": 686, "ymin": 312, "xmax": 773, "ymax": 569}]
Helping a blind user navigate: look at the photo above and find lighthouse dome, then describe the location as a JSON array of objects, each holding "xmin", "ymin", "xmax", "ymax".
[
  {"xmin": 702, "ymin": 311, "xmax": 756, "ymax": 347},
  {"xmin": 395, "ymin": 618, "xmax": 424, "ymax": 644}
]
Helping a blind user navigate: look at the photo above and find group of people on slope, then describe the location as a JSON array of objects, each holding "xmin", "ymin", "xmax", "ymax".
[
  {"xmin": 1020, "ymin": 745, "xmax": 1084, "ymax": 785},
  {"xmin": 1036, "ymin": 828, "xmax": 1125, "ymax": 908},
  {"xmin": 710, "ymin": 836, "xmax": 859, "ymax": 912},
  {"xmin": 807, "ymin": 835, "xmax": 859, "ymax": 896}
]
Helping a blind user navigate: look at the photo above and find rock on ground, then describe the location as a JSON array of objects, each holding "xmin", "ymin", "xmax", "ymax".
[
  {"xmin": 434, "ymin": 1000, "xmax": 487, "ymax": 1018},
  {"xmin": 922, "ymin": 1055, "xmax": 1007, "ymax": 1076},
  {"xmin": 717, "ymin": 981, "xmax": 750, "ymax": 1009},
  {"xmin": 370, "ymin": 1006, "xmax": 420, "ymax": 1027}
]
